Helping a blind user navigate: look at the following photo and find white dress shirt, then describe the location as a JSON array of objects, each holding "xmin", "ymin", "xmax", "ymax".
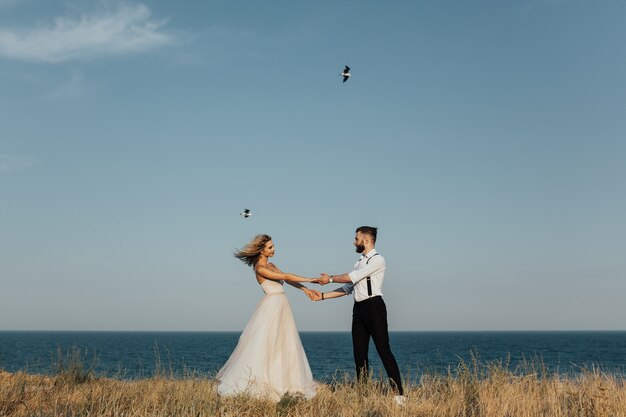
[{"xmin": 341, "ymin": 249, "xmax": 386, "ymax": 302}]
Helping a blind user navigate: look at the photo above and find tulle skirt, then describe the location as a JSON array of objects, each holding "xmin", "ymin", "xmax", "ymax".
[{"xmin": 216, "ymin": 293, "xmax": 317, "ymax": 401}]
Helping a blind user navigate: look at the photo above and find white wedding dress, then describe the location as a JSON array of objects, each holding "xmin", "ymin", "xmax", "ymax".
[{"xmin": 216, "ymin": 278, "xmax": 317, "ymax": 401}]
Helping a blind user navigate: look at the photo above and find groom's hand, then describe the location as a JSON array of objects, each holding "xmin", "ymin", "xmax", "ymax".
[
  {"xmin": 317, "ymin": 273, "xmax": 330, "ymax": 286},
  {"xmin": 305, "ymin": 289, "xmax": 321, "ymax": 301}
]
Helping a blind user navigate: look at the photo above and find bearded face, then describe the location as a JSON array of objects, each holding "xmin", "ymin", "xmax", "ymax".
[{"xmin": 354, "ymin": 233, "xmax": 366, "ymax": 253}]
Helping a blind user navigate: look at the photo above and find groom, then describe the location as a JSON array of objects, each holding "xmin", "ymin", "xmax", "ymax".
[{"xmin": 314, "ymin": 226, "xmax": 406, "ymax": 404}]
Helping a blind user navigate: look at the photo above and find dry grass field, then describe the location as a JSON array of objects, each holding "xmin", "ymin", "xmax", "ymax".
[{"xmin": 1, "ymin": 354, "xmax": 625, "ymax": 417}]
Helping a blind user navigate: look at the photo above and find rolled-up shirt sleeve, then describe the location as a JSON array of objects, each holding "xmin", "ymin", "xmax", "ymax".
[
  {"xmin": 347, "ymin": 257, "xmax": 385, "ymax": 284},
  {"xmin": 341, "ymin": 283, "xmax": 354, "ymax": 294}
]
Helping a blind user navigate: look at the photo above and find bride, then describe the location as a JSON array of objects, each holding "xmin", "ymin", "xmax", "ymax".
[{"xmin": 216, "ymin": 234, "xmax": 319, "ymax": 401}]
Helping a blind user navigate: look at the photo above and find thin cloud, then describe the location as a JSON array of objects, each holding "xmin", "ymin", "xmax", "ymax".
[
  {"xmin": 0, "ymin": 153, "xmax": 38, "ymax": 171},
  {"xmin": 0, "ymin": 3, "xmax": 176, "ymax": 63}
]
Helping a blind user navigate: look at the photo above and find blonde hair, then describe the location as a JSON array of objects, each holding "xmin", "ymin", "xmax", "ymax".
[{"xmin": 234, "ymin": 234, "xmax": 272, "ymax": 267}]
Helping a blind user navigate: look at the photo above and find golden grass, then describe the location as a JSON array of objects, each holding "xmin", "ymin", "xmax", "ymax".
[{"xmin": 1, "ymin": 361, "xmax": 625, "ymax": 417}]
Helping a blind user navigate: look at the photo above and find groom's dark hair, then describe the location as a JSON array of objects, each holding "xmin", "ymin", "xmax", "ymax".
[{"xmin": 356, "ymin": 226, "xmax": 377, "ymax": 243}]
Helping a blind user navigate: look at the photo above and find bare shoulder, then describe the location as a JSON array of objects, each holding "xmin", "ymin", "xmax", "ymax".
[{"xmin": 268, "ymin": 262, "xmax": 280, "ymax": 272}]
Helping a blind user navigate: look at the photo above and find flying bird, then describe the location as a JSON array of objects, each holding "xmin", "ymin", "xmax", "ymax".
[
  {"xmin": 240, "ymin": 208, "xmax": 253, "ymax": 218},
  {"xmin": 341, "ymin": 66, "xmax": 351, "ymax": 83}
]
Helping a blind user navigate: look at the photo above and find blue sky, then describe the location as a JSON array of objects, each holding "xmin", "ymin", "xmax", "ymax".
[{"xmin": 1, "ymin": 0, "xmax": 625, "ymax": 331}]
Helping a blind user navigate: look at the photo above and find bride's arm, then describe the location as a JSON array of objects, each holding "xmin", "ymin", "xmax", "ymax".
[
  {"xmin": 273, "ymin": 265, "xmax": 321, "ymax": 300},
  {"xmin": 255, "ymin": 264, "xmax": 314, "ymax": 283},
  {"xmin": 273, "ymin": 265, "xmax": 310, "ymax": 290}
]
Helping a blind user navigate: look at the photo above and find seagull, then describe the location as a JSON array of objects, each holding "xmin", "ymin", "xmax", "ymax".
[
  {"xmin": 341, "ymin": 65, "xmax": 351, "ymax": 83},
  {"xmin": 240, "ymin": 208, "xmax": 252, "ymax": 219}
]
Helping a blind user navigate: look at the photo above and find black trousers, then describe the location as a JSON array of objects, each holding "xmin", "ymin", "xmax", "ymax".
[{"xmin": 352, "ymin": 296, "xmax": 403, "ymax": 395}]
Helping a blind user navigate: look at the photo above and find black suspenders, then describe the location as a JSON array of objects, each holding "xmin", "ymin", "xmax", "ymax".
[{"xmin": 364, "ymin": 253, "xmax": 379, "ymax": 297}]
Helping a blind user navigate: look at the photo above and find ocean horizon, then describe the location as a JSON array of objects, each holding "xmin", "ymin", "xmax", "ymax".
[{"xmin": 1, "ymin": 331, "xmax": 625, "ymax": 382}]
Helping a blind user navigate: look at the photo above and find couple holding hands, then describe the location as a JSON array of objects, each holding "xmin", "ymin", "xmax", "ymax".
[{"xmin": 216, "ymin": 226, "xmax": 406, "ymax": 406}]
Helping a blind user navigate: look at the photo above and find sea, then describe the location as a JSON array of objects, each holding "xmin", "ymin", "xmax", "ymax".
[{"xmin": 1, "ymin": 331, "xmax": 625, "ymax": 382}]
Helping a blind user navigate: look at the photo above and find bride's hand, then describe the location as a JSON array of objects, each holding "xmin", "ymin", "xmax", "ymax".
[
  {"xmin": 315, "ymin": 274, "xmax": 330, "ymax": 286},
  {"xmin": 307, "ymin": 289, "xmax": 322, "ymax": 301},
  {"xmin": 304, "ymin": 289, "xmax": 321, "ymax": 301}
]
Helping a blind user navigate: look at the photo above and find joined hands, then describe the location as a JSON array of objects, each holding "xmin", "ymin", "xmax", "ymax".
[
  {"xmin": 302, "ymin": 273, "xmax": 339, "ymax": 302},
  {"xmin": 303, "ymin": 273, "xmax": 334, "ymax": 302},
  {"xmin": 311, "ymin": 273, "xmax": 331, "ymax": 286},
  {"xmin": 303, "ymin": 288, "xmax": 322, "ymax": 301}
]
